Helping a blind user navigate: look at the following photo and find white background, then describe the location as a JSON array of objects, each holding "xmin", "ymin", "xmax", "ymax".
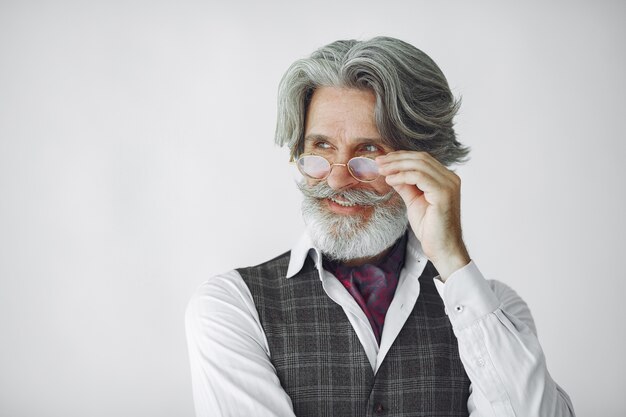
[{"xmin": 1, "ymin": 1, "xmax": 625, "ymax": 416}]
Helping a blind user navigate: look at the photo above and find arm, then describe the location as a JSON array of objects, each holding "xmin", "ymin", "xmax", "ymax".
[
  {"xmin": 437, "ymin": 262, "xmax": 576, "ymax": 417},
  {"xmin": 377, "ymin": 151, "xmax": 575, "ymax": 416},
  {"xmin": 185, "ymin": 270, "xmax": 296, "ymax": 417}
]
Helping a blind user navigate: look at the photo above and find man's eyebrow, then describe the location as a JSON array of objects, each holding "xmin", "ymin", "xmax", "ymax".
[
  {"xmin": 304, "ymin": 134, "xmax": 384, "ymax": 144},
  {"xmin": 304, "ymin": 134, "xmax": 332, "ymax": 143}
]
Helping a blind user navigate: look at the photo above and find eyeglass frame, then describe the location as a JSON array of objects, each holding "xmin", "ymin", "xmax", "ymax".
[{"xmin": 290, "ymin": 153, "xmax": 382, "ymax": 183}]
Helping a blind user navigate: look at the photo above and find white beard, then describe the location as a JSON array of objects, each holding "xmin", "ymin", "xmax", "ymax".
[{"xmin": 299, "ymin": 183, "xmax": 408, "ymax": 262}]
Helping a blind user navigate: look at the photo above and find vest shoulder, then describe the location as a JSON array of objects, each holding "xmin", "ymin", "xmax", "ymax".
[{"xmin": 236, "ymin": 251, "xmax": 292, "ymax": 280}]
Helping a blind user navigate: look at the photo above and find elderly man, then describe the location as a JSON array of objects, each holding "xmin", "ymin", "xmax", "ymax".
[{"xmin": 186, "ymin": 37, "xmax": 576, "ymax": 417}]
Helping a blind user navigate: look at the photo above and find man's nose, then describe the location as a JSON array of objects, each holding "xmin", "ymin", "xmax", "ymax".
[{"xmin": 326, "ymin": 160, "xmax": 358, "ymax": 191}]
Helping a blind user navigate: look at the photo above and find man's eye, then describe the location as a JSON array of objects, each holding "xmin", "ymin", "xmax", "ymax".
[
  {"xmin": 362, "ymin": 144, "xmax": 381, "ymax": 153},
  {"xmin": 315, "ymin": 142, "xmax": 332, "ymax": 149}
]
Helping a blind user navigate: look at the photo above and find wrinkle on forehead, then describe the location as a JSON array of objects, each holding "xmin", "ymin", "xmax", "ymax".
[{"xmin": 304, "ymin": 87, "xmax": 381, "ymax": 146}]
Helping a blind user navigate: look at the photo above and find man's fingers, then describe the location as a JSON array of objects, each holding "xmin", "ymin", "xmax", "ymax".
[
  {"xmin": 377, "ymin": 151, "xmax": 457, "ymax": 183},
  {"xmin": 385, "ymin": 169, "xmax": 437, "ymax": 191},
  {"xmin": 378, "ymin": 158, "xmax": 447, "ymax": 184},
  {"xmin": 385, "ymin": 169, "xmax": 458, "ymax": 206},
  {"xmin": 380, "ymin": 159, "xmax": 459, "ymax": 193}
]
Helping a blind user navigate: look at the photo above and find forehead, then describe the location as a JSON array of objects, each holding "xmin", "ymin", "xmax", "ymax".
[{"xmin": 304, "ymin": 87, "xmax": 382, "ymax": 145}]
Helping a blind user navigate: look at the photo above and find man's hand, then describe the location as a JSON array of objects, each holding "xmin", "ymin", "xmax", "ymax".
[{"xmin": 376, "ymin": 151, "xmax": 470, "ymax": 281}]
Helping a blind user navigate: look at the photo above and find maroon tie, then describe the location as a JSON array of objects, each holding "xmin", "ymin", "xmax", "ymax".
[{"xmin": 323, "ymin": 234, "xmax": 407, "ymax": 345}]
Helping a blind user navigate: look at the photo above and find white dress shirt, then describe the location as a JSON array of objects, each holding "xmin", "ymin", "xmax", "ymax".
[{"xmin": 186, "ymin": 231, "xmax": 576, "ymax": 416}]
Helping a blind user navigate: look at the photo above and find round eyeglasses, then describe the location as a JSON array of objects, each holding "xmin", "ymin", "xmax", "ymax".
[{"xmin": 294, "ymin": 154, "xmax": 380, "ymax": 182}]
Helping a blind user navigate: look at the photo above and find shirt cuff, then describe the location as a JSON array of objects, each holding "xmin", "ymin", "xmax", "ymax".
[{"xmin": 434, "ymin": 261, "xmax": 500, "ymax": 329}]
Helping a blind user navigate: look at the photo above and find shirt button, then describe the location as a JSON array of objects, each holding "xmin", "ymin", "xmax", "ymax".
[
  {"xmin": 477, "ymin": 357, "xmax": 486, "ymax": 367},
  {"xmin": 374, "ymin": 403, "xmax": 384, "ymax": 413},
  {"xmin": 455, "ymin": 305, "xmax": 464, "ymax": 313}
]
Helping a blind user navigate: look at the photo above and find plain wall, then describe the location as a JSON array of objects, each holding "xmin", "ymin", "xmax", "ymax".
[{"xmin": 1, "ymin": 1, "xmax": 625, "ymax": 416}]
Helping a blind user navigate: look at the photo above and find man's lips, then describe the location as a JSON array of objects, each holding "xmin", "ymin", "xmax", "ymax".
[
  {"xmin": 329, "ymin": 196, "xmax": 357, "ymax": 207},
  {"xmin": 325, "ymin": 197, "xmax": 370, "ymax": 214}
]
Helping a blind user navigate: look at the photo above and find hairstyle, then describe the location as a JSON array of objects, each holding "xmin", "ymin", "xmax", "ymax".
[{"xmin": 275, "ymin": 36, "xmax": 469, "ymax": 166}]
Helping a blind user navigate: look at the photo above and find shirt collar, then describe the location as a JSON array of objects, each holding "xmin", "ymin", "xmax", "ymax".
[
  {"xmin": 286, "ymin": 230, "xmax": 321, "ymax": 278},
  {"xmin": 286, "ymin": 228, "xmax": 425, "ymax": 279}
]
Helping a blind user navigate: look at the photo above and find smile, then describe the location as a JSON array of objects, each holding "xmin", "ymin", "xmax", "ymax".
[{"xmin": 329, "ymin": 196, "xmax": 357, "ymax": 207}]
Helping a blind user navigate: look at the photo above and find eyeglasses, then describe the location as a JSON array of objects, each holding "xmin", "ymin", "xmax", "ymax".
[{"xmin": 294, "ymin": 154, "xmax": 380, "ymax": 182}]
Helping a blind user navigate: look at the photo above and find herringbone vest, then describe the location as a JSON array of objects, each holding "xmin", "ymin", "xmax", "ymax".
[{"xmin": 238, "ymin": 252, "xmax": 470, "ymax": 417}]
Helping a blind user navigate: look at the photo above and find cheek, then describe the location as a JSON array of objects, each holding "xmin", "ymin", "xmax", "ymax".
[
  {"xmin": 304, "ymin": 173, "xmax": 325, "ymax": 186},
  {"xmin": 371, "ymin": 177, "xmax": 393, "ymax": 194}
]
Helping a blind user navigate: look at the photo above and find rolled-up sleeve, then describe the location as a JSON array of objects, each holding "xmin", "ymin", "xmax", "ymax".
[
  {"xmin": 435, "ymin": 262, "xmax": 576, "ymax": 417},
  {"xmin": 185, "ymin": 270, "xmax": 296, "ymax": 417}
]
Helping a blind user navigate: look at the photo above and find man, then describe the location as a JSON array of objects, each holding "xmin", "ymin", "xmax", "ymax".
[{"xmin": 186, "ymin": 37, "xmax": 576, "ymax": 416}]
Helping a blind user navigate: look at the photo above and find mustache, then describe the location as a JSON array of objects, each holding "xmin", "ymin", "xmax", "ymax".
[{"xmin": 296, "ymin": 181, "xmax": 396, "ymax": 206}]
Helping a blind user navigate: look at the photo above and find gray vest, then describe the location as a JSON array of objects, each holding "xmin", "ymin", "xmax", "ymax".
[{"xmin": 238, "ymin": 252, "xmax": 470, "ymax": 417}]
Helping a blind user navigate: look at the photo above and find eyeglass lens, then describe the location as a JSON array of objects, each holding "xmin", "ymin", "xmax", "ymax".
[
  {"xmin": 297, "ymin": 155, "xmax": 379, "ymax": 182},
  {"xmin": 348, "ymin": 157, "xmax": 379, "ymax": 181},
  {"xmin": 297, "ymin": 155, "xmax": 329, "ymax": 179}
]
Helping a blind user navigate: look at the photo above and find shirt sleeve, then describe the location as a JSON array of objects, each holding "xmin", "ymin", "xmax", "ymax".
[
  {"xmin": 435, "ymin": 262, "xmax": 576, "ymax": 417},
  {"xmin": 185, "ymin": 270, "xmax": 296, "ymax": 417}
]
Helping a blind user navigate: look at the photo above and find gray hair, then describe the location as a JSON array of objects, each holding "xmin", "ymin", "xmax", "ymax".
[{"xmin": 275, "ymin": 36, "xmax": 469, "ymax": 166}]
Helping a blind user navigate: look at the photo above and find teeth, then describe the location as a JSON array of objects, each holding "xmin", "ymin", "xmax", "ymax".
[{"xmin": 330, "ymin": 197, "xmax": 356, "ymax": 207}]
